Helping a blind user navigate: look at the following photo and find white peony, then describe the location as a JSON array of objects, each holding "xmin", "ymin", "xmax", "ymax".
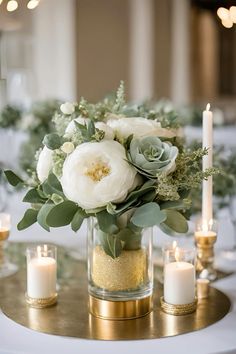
[
  {"xmin": 61, "ymin": 140, "xmax": 137, "ymax": 209},
  {"xmin": 36, "ymin": 146, "xmax": 53, "ymax": 183},
  {"xmin": 60, "ymin": 102, "xmax": 75, "ymax": 115},
  {"xmin": 66, "ymin": 117, "xmax": 114, "ymax": 140},
  {"xmin": 107, "ymin": 117, "xmax": 178, "ymax": 140}
]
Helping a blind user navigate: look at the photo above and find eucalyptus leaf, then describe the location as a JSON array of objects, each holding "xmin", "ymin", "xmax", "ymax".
[
  {"xmin": 159, "ymin": 222, "xmax": 181, "ymax": 237},
  {"xmin": 107, "ymin": 198, "xmax": 140, "ymax": 216},
  {"xmin": 87, "ymin": 119, "xmax": 96, "ymax": 137},
  {"xmin": 162, "ymin": 209, "xmax": 188, "ymax": 234},
  {"xmin": 160, "ymin": 199, "xmax": 187, "ymax": 211},
  {"xmin": 71, "ymin": 209, "xmax": 87, "ymax": 232},
  {"xmin": 107, "ymin": 180, "xmax": 156, "ymax": 215},
  {"xmin": 141, "ymin": 190, "xmax": 156, "ymax": 203},
  {"xmin": 131, "ymin": 202, "xmax": 166, "ymax": 228},
  {"xmin": 85, "ymin": 206, "xmax": 106, "ymax": 214},
  {"xmin": 4, "ymin": 170, "xmax": 24, "ymax": 187},
  {"xmin": 74, "ymin": 119, "xmax": 95, "ymax": 142},
  {"xmin": 47, "ymin": 173, "xmax": 63, "ymax": 192},
  {"xmin": 37, "ymin": 203, "xmax": 54, "ymax": 231},
  {"xmin": 125, "ymin": 180, "xmax": 156, "ymax": 202},
  {"xmin": 46, "ymin": 201, "xmax": 78, "ymax": 227},
  {"xmin": 23, "ymin": 188, "xmax": 47, "ymax": 204},
  {"xmin": 51, "ymin": 193, "xmax": 64, "ymax": 205},
  {"xmin": 43, "ymin": 133, "xmax": 63, "ymax": 150},
  {"xmin": 99, "ymin": 231, "xmax": 123, "ymax": 258},
  {"xmin": 96, "ymin": 210, "xmax": 119, "ymax": 234},
  {"xmin": 42, "ymin": 173, "xmax": 64, "ymax": 197},
  {"xmin": 17, "ymin": 209, "xmax": 38, "ymax": 230},
  {"xmin": 116, "ymin": 227, "xmax": 142, "ymax": 250}
]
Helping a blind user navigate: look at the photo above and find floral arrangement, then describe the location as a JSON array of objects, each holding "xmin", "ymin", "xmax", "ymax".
[{"xmin": 5, "ymin": 83, "xmax": 216, "ymax": 258}]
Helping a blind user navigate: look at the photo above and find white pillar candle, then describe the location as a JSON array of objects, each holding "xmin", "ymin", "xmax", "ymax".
[
  {"xmin": 202, "ymin": 103, "xmax": 213, "ymax": 223},
  {"xmin": 164, "ymin": 261, "xmax": 195, "ymax": 305},
  {"xmin": 27, "ymin": 254, "xmax": 56, "ymax": 299}
]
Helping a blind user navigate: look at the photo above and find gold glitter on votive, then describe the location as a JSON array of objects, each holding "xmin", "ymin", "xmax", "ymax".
[{"xmin": 92, "ymin": 246, "xmax": 147, "ymax": 291}]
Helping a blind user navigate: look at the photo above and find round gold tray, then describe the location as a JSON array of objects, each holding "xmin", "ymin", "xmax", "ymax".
[{"xmin": 0, "ymin": 243, "xmax": 231, "ymax": 341}]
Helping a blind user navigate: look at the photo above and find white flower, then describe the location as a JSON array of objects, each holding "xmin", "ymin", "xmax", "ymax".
[
  {"xmin": 107, "ymin": 117, "xmax": 178, "ymax": 140},
  {"xmin": 36, "ymin": 146, "xmax": 53, "ymax": 183},
  {"xmin": 61, "ymin": 142, "xmax": 75, "ymax": 154},
  {"xmin": 61, "ymin": 140, "xmax": 137, "ymax": 209},
  {"xmin": 66, "ymin": 118, "xmax": 114, "ymax": 140},
  {"xmin": 60, "ymin": 102, "xmax": 75, "ymax": 115}
]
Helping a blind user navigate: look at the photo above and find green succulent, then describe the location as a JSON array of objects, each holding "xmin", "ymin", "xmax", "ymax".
[{"xmin": 128, "ymin": 136, "xmax": 178, "ymax": 178}]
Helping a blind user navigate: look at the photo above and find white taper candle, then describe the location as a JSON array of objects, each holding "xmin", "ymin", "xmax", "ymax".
[{"xmin": 202, "ymin": 103, "xmax": 213, "ymax": 223}]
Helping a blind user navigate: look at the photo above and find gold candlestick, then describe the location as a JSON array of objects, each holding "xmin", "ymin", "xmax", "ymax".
[{"xmin": 194, "ymin": 219, "xmax": 217, "ymax": 281}]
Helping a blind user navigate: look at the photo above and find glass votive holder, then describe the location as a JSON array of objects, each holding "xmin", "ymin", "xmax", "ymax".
[
  {"xmin": 161, "ymin": 247, "xmax": 197, "ymax": 315},
  {"xmin": 155, "ymin": 241, "xmax": 178, "ymax": 284},
  {"xmin": 194, "ymin": 219, "xmax": 218, "ymax": 281},
  {"xmin": 26, "ymin": 244, "xmax": 57, "ymax": 308},
  {"xmin": 0, "ymin": 213, "xmax": 18, "ymax": 278}
]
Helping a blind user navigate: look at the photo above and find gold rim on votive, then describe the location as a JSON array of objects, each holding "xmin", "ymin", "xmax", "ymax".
[
  {"xmin": 160, "ymin": 296, "xmax": 197, "ymax": 316},
  {"xmin": 0, "ymin": 230, "xmax": 10, "ymax": 241},
  {"xmin": 25, "ymin": 293, "xmax": 58, "ymax": 308}
]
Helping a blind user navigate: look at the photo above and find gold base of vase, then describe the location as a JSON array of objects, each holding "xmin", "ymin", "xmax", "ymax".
[
  {"xmin": 89, "ymin": 294, "xmax": 153, "ymax": 320},
  {"xmin": 160, "ymin": 296, "xmax": 197, "ymax": 316}
]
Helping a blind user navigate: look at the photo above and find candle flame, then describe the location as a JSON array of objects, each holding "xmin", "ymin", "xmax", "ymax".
[
  {"xmin": 202, "ymin": 221, "xmax": 208, "ymax": 232},
  {"xmin": 206, "ymin": 103, "xmax": 210, "ymax": 111},
  {"xmin": 209, "ymin": 219, "xmax": 213, "ymax": 228},
  {"xmin": 172, "ymin": 240, "xmax": 177, "ymax": 249},
  {"xmin": 37, "ymin": 245, "xmax": 41, "ymax": 258},
  {"xmin": 43, "ymin": 244, "xmax": 48, "ymax": 257},
  {"xmin": 175, "ymin": 247, "xmax": 181, "ymax": 262}
]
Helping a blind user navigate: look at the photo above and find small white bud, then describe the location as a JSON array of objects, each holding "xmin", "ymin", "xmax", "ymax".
[
  {"xmin": 61, "ymin": 142, "xmax": 75, "ymax": 154},
  {"xmin": 60, "ymin": 102, "xmax": 75, "ymax": 115}
]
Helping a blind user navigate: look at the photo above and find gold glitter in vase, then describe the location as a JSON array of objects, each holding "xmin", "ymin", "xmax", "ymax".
[{"xmin": 92, "ymin": 246, "xmax": 147, "ymax": 291}]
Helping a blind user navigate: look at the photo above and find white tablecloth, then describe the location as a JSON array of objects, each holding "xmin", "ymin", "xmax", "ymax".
[{"xmin": 0, "ymin": 193, "xmax": 236, "ymax": 354}]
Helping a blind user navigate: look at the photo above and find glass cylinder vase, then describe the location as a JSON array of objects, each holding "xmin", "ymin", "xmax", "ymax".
[{"xmin": 87, "ymin": 217, "xmax": 153, "ymax": 319}]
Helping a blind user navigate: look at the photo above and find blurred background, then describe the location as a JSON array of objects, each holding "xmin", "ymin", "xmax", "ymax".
[
  {"xmin": 0, "ymin": 0, "xmax": 236, "ymax": 267},
  {"xmin": 0, "ymin": 0, "xmax": 236, "ymax": 107}
]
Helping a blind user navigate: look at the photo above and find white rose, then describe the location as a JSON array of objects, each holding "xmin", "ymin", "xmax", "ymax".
[
  {"xmin": 66, "ymin": 118, "xmax": 114, "ymax": 140},
  {"xmin": 107, "ymin": 117, "xmax": 178, "ymax": 140},
  {"xmin": 61, "ymin": 140, "xmax": 137, "ymax": 209},
  {"xmin": 61, "ymin": 142, "xmax": 75, "ymax": 154},
  {"xmin": 36, "ymin": 146, "xmax": 53, "ymax": 183},
  {"xmin": 60, "ymin": 102, "xmax": 75, "ymax": 115}
]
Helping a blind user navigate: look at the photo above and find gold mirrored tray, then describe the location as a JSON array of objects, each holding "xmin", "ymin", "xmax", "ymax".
[{"xmin": 0, "ymin": 242, "xmax": 231, "ymax": 341}]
